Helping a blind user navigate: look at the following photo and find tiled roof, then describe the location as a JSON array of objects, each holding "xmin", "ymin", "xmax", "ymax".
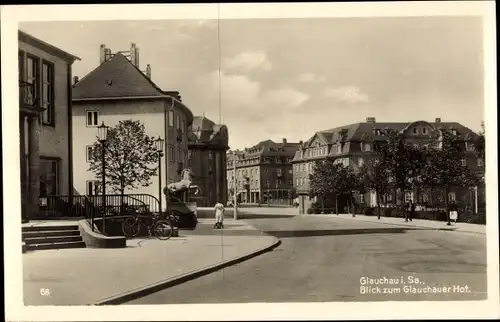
[
  {"xmin": 188, "ymin": 116, "xmax": 228, "ymax": 147},
  {"xmin": 19, "ymin": 30, "xmax": 81, "ymax": 63},
  {"xmin": 230, "ymin": 139, "xmax": 300, "ymax": 160},
  {"xmin": 73, "ymin": 53, "xmax": 169, "ymax": 100},
  {"xmin": 292, "ymin": 120, "xmax": 479, "ymax": 161}
]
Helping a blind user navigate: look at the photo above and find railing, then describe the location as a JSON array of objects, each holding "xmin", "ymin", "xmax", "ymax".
[
  {"xmin": 19, "ymin": 80, "xmax": 36, "ymax": 107},
  {"xmin": 38, "ymin": 194, "xmax": 160, "ymax": 232}
]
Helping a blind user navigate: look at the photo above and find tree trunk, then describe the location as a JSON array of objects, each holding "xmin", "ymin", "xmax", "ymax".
[
  {"xmin": 444, "ymin": 186, "xmax": 450, "ymax": 225},
  {"xmin": 376, "ymin": 192, "xmax": 381, "ymax": 219}
]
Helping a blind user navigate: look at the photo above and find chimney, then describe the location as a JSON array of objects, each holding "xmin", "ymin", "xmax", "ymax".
[
  {"xmin": 435, "ymin": 117, "xmax": 441, "ymax": 123},
  {"xmin": 104, "ymin": 48, "xmax": 112, "ymax": 62},
  {"xmin": 282, "ymin": 138, "xmax": 287, "ymax": 144},
  {"xmin": 366, "ymin": 117, "xmax": 376, "ymax": 123},
  {"xmin": 146, "ymin": 64, "xmax": 151, "ymax": 78},
  {"xmin": 73, "ymin": 76, "xmax": 79, "ymax": 85},
  {"xmin": 130, "ymin": 43, "xmax": 136, "ymax": 66},
  {"xmin": 135, "ymin": 46, "xmax": 140, "ymax": 68},
  {"xmin": 100, "ymin": 44, "xmax": 106, "ymax": 64}
]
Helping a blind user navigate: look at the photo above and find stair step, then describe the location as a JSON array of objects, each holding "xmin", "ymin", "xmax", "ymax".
[
  {"xmin": 22, "ymin": 230, "xmax": 81, "ymax": 239},
  {"xmin": 22, "ymin": 225, "xmax": 79, "ymax": 232},
  {"xmin": 26, "ymin": 241, "xmax": 86, "ymax": 251},
  {"xmin": 24, "ymin": 235, "xmax": 83, "ymax": 245}
]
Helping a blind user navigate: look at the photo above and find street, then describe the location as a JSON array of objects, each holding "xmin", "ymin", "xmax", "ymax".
[{"xmin": 127, "ymin": 215, "xmax": 487, "ymax": 304}]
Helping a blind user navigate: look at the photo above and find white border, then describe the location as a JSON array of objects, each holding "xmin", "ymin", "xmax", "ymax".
[{"xmin": 2, "ymin": 2, "xmax": 498, "ymax": 321}]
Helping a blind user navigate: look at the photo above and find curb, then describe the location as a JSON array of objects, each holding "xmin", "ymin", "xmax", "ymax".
[
  {"xmin": 321, "ymin": 214, "xmax": 486, "ymax": 235},
  {"xmin": 92, "ymin": 236, "xmax": 282, "ymax": 305}
]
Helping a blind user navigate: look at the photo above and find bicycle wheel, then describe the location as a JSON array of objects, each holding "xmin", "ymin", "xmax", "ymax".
[
  {"xmin": 122, "ymin": 217, "xmax": 140, "ymax": 238},
  {"xmin": 152, "ymin": 219, "xmax": 173, "ymax": 240}
]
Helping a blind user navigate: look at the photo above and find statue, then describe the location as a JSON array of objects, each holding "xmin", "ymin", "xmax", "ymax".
[{"xmin": 163, "ymin": 168, "xmax": 201, "ymax": 200}]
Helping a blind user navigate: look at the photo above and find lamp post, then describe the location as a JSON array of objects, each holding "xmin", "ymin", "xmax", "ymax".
[
  {"xmin": 97, "ymin": 122, "xmax": 109, "ymax": 234},
  {"xmin": 155, "ymin": 137, "xmax": 165, "ymax": 215},
  {"xmin": 232, "ymin": 150, "xmax": 238, "ymax": 220}
]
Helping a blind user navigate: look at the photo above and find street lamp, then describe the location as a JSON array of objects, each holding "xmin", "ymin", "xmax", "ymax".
[
  {"xmin": 232, "ymin": 150, "xmax": 238, "ymax": 220},
  {"xmin": 155, "ymin": 137, "xmax": 165, "ymax": 216},
  {"xmin": 97, "ymin": 122, "xmax": 109, "ymax": 234}
]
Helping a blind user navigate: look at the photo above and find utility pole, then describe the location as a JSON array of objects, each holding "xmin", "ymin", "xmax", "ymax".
[{"xmin": 232, "ymin": 150, "xmax": 238, "ymax": 220}]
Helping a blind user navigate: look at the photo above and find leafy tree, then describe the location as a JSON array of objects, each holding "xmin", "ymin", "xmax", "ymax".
[
  {"xmin": 475, "ymin": 121, "xmax": 485, "ymax": 164},
  {"xmin": 424, "ymin": 130, "xmax": 481, "ymax": 224},
  {"xmin": 309, "ymin": 160, "xmax": 358, "ymax": 215},
  {"xmin": 382, "ymin": 129, "xmax": 427, "ymax": 217},
  {"xmin": 358, "ymin": 158, "xmax": 391, "ymax": 219},
  {"xmin": 88, "ymin": 120, "xmax": 159, "ymax": 196}
]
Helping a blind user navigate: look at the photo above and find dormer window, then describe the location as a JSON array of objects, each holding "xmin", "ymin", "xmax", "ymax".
[
  {"xmin": 422, "ymin": 127, "xmax": 427, "ymax": 135},
  {"xmin": 451, "ymin": 129, "xmax": 457, "ymax": 135},
  {"xmin": 363, "ymin": 142, "xmax": 371, "ymax": 152},
  {"xmin": 466, "ymin": 142, "xmax": 475, "ymax": 151},
  {"xmin": 336, "ymin": 144, "xmax": 342, "ymax": 153},
  {"xmin": 374, "ymin": 129, "xmax": 382, "ymax": 136},
  {"xmin": 413, "ymin": 127, "xmax": 418, "ymax": 134}
]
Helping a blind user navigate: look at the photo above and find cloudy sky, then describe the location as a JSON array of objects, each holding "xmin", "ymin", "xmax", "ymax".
[{"xmin": 20, "ymin": 16, "xmax": 484, "ymax": 149}]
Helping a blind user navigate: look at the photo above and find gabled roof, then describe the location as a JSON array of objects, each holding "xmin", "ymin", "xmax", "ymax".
[
  {"xmin": 73, "ymin": 53, "xmax": 169, "ymax": 100},
  {"xmin": 188, "ymin": 116, "xmax": 229, "ymax": 148},
  {"xmin": 19, "ymin": 30, "xmax": 81, "ymax": 63}
]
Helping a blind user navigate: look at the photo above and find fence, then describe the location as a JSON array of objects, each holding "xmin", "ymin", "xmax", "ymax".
[{"xmin": 38, "ymin": 194, "xmax": 160, "ymax": 230}]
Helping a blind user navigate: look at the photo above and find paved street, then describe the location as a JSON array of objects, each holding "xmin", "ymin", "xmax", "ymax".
[{"xmin": 128, "ymin": 215, "xmax": 487, "ymax": 304}]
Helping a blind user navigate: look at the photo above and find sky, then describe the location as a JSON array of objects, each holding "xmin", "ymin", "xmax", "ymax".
[{"xmin": 20, "ymin": 16, "xmax": 484, "ymax": 150}]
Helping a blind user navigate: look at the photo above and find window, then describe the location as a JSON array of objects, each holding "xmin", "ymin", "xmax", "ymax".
[
  {"xmin": 422, "ymin": 127, "xmax": 427, "ymax": 135},
  {"xmin": 421, "ymin": 194, "xmax": 429, "ymax": 203},
  {"xmin": 265, "ymin": 180, "xmax": 270, "ymax": 188},
  {"xmin": 360, "ymin": 194, "xmax": 365, "ymax": 203},
  {"xmin": 86, "ymin": 180, "xmax": 100, "ymax": 196},
  {"xmin": 451, "ymin": 129, "xmax": 457, "ymax": 135},
  {"xmin": 208, "ymin": 151, "xmax": 213, "ymax": 160},
  {"xmin": 477, "ymin": 158, "xmax": 484, "ymax": 167},
  {"xmin": 276, "ymin": 179, "xmax": 281, "ymax": 187},
  {"xmin": 188, "ymin": 150, "xmax": 192, "ymax": 160},
  {"xmin": 40, "ymin": 158, "xmax": 59, "ymax": 197},
  {"xmin": 448, "ymin": 192, "xmax": 456, "ymax": 202},
  {"xmin": 404, "ymin": 192, "xmax": 413, "ymax": 203},
  {"xmin": 296, "ymin": 178, "xmax": 300, "ymax": 185},
  {"xmin": 413, "ymin": 127, "xmax": 418, "ymax": 134},
  {"xmin": 363, "ymin": 143, "xmax": 371, "ymax": 152},
  {"xmin": 86, "ymin": 111, "xmax": 99, "ymax": 127},
  {"xmin": 277, "ymin": 168, "xmax": 282, "ymax": 176},
  {"xmin": 176, "ymin": 114, "xmax": 181, "ymax": 130},
  {"xmin": 26, "ymin": 55, "xmax": 39, "ymax": 104},
  {"xmin": 386, "ymin": 194, "xmax": 392, "ymax": 202},
  {"xmin": 358, "ymin": 157, "xmax": 364, "ymax": 167},
  {"xmin": 374, "ymin": 129, "xmax": 381, "ymax": 135},
  {"xmin": 461, "ymin": 159, "xmax": 466, "ymax": 166},
  {"xmin": 336, "ymin": 144, "xmax": 342, "ymax": 153},
  {"xmin": 466, "ymin": 142, "xmax": 475, "ymax": 151},
  {"xmin": 169, "ymin": 146, "xmax": 175, "ymax": 162},
  {"xmin": 181, "ymin": 120, "xmax": 186, "ymax": 133},
  {"xmin": 168, "ymin": 111, "xmax": 174, "ymax": 127},
  {"xmin": 42, "ymin": 61, "xmax": 55, "ymax": 126},
  {"xmin": 86, "ymin": 146, "xmax": 94, "ymax": 162}
]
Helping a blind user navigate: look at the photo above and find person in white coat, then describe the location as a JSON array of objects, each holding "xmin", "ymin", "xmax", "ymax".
[{"xmin": 214, "ymin": 201, "xmax": 225, "ymax": 229}]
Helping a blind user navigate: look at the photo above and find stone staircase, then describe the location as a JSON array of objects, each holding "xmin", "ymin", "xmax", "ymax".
[{"xmin": 22, "ymin": 224, "xmax": 86, "ymax": 251}]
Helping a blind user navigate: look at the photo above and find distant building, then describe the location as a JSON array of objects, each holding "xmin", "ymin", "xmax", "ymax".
[
  {"xmin": 292, "ymin": 117, "xmax": 485, "ymax": 214},
  {"xmin": 18, "ymin": 30, "xmax": 80, "ymax": 221},
  {"xmin": 72, "ymin": 43, "xmax": 193, "ymax": 210},
  {"xmin": 187, "ymin": 116, "xmax": 229, "ymax": 207},
  {"xmin": 227, "ymin": 139, "xmax": 300, "ymax": 205}
]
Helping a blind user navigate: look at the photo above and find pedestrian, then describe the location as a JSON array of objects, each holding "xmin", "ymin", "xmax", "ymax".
[
  {"xmin": 449, "ymin": 200, "xmax": 458, "ymax": 224},
  {"xmin": 409, "ymin": 200, "xmax": 416, "ymax": 222},
  {"xmin": 214, "ymin": 201, "xmax": 225, "ymax": 229},
  {"xmin": 404, "ymin": 201, "xmax": 410, "ymax": 222}
]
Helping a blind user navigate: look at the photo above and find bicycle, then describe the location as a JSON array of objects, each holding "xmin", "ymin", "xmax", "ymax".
[{"xmin": 122, "ymin": 211, "xmax": 173, "ymax": 240}]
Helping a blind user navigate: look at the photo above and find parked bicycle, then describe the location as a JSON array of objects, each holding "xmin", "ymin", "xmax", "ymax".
[{"xmin": 122, "ymin": 211, "xmax": 173, "ymax": 240}]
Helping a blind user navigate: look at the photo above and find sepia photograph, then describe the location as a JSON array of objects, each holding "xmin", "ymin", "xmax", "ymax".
[{"xmin": 2, "ymin": 2, "xmax": 498, "ymax": 321}]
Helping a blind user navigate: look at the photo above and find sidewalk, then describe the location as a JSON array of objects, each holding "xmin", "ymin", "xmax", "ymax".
[
  {"xmin": 23, "ymin": 220, "xmax": 279, "ymax": 305},
  {"xmin": 314, "ymin": 213, "xmax": 486, "ymax": 235}
]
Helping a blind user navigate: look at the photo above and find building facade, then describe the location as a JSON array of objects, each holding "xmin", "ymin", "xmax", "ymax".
[
  {"xmin": 187, "ymin": 116, "xmax": 229, "ymax": 207},
  {"xmin": 292, "ymin": 117, "xmax": 485, "ymax": 214},
  {"xmin": 18, "ymin": 30, "xmax": 80, "ymax": 221},
  {"xmin": 227, "ymin": 139, "xmax": 299, "ymax": 205},
  {"xmin": 72, "ymin": 43, "xmax": 194, "ymax": 211}
]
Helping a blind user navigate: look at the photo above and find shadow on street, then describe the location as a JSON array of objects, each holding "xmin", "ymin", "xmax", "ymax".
[{"xmin": 264, "ymin": 227, "xmax": 427, "ymax": 238}]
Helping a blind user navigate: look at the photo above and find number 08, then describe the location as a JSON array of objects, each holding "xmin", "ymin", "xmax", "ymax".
[{"xmin": 40, "ymin": 288, "xmax": 50, "ymax": 296}]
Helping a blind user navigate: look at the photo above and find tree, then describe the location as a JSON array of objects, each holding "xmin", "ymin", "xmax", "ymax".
[
  {"xmin": 88, "ymin": 120, "xmax": 159, "ymax": 197},
  {"xmin": 425, "ymin": 130, "xmax": 481, "ymax": 225},
  {"xmin": 359, "ymin": 158, "xmax": 390, "ymax": 219},
  {"xmin": 309, "ymin": 160, "xmax": 357, "ymax": 215},
  {"xmin": 382, "ymin": 129, "xmax": 427, "ymax": 218},
  {"xmin": 475, "ymin": 121, "xmax": 485, "ymax": 164}
]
